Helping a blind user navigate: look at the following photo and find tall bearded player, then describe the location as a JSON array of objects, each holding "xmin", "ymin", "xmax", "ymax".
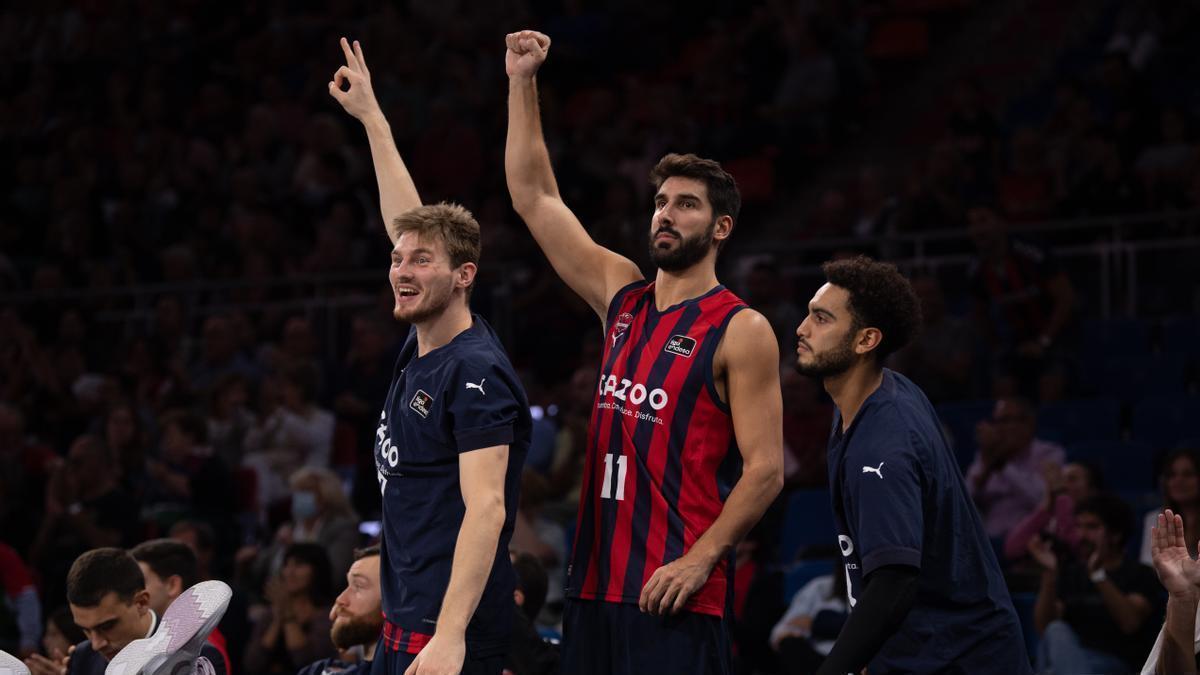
[
  {"xmin": 330, "ymin": 38, "xmax": 531, "ymax": 675},
  {"xmin": 504, "ymin": 30, "xmax": 784, "ymax": 675}
]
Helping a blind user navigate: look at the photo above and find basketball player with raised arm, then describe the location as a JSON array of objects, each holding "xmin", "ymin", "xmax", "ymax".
[
  {"xmin": 329, "ymin": 38, "xmax": 531, "ymax": 675},
  {"xmin": 504, "ymin": 30, "xmax": 784, "ymax": 675}
]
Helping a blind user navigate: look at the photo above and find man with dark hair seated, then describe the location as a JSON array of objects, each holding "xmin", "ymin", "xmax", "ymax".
[
  {"xmin": 130, "ymin": 539, "xmax": 230, "ymax": 674},
  {"xmin": 24, "ymin": 548, "xmax": 155, "ymax": 675},
  {"xmin": 297, "ymin": 546, "xmax": 383, "ymax": 675},
  {"xmin": 1031, "ymin": 493, "xmax": 1164, "ymax": 673},
  {"xmin": 506, "ymin": 552, "xmax": 558, "ymax": 675}
]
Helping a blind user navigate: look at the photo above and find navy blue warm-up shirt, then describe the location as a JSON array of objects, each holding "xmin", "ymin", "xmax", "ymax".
[
  {"xmin": 827, "ymin": 369, "xmax": 1030, "ymax": 674},
  {"xmin": 373, "ymin": 315, "xmax": 530, "ymax": 658}
]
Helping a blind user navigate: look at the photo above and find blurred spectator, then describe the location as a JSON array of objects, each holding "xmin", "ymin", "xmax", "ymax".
[
  {"xmin": 743, "ymin": 260, "xmax": 802, "ymax": 357},
  {"xmin": 243, "ymin": 543, "xmax": 337, "ymax": 674},
  {"xmin": 145, "ymin": 409, "xmax": 233, "ymax": 537},
  {"xmin": 966, "ymin": 397, "xmax": 1066, "ymax": 541},
  {"xmin": 259, "ymin": 315, "xmax": 322, "ymax": 386},
  {"xmin": 205, "ymin": 374, "xmax": 254, "ymax": 470},
  {"xmin": 39, "ymin": 608, "xmax": 84, "ymax": 664},
  {"xmin": 779, "ymin": 366, "xmax": 834, "ymax": 488},
  {"xmin": 997, "ymin": 127, "xmax": 1055, "ymax": 221},
  {"xmin": 966, "ymin": 206, "xmax": 1075, "ymax": 399},
  {"xmin": 234, "ymin": 467, "xmax": 359, "ymax": 600},
  {"xmin": 169, "ymin": 519, "xmax": 249, "ymax": 675},
  {"xmin": 191, "ymin": 316, "xmax": 260, "ymax": 395},
  {"xmin": 30, "ymin": 437, "xmax": 139, "ymax": 612},
  {"xmin": 506, "ymin": 552, "xmax": 558, "ymax": 675},
  {"xmin": 100, "ymin": 402, "xmax": 148, "ymax": 501},
  {"xmin": 769, "ymin": 571, "xmax": 848, "ymax": 675},
  {"xmin": 0, "ymin": 541, "xmax": 41, "ymax": 658},
  {"xmin": 1004, "ymin": 461, "xmax": 1103, "ymax": 565},
  {"xmin": 129, "ymin": 539, "xmax": 230, "ymax": 674},
  {"xmin": 286, "ymin": 467, "xmax": 359, "ymax": 585},
  {"xmin": 947, "ymin": 81, "xmax": 1002, "ymax": 190},
  {"xmin": 1141, "ymin": 449, "xmax": 1200, "ymax": 565},
  {"xmin": 889, "ymin": 275, "xmax": 975, "ymax": 403},
  {"xmin": 243, "ymin": 364, "xmax": 335, "ymax": 511},
  {"xmin": 0, "ymin": 402, "xmax": 56, "ymax": 554},
  {"xmin": 1030, "ymin": 494, "xmax": 1163, "ymax": 674},
  {"xmin": 297, "ymin": 545, "xmax": 383, "ymax": 675}
]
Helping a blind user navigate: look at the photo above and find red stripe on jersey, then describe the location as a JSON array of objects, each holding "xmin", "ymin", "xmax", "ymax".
[
  {"xmin": 569, "ymin": 282, "xmax": 745, "ymax": 617},
  {"xmin": 603, "ymin": 309, "xmax": 692, "ymax": 602}
]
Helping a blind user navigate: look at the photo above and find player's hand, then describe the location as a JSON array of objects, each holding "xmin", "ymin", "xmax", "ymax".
[
  {"xmin": 639, "ymin": 551, "xmax": 715, "ymax": 615},
  {"xmin": 1152, "ymin": 509, "xmax": 1200, "ymax": 597},
  {"xmin": 1027, "ymin": 536, "xmax": 1057, "ymax": 572},
  {"xmin": 24, "ymin": 651, "xmax": 67, "ymax": 675},
  {"xmin": 329, "ymin": 37, "xmax": 382, "ymax": 123},
  {"xmin": 403, "ymin": 632, "xmax": 465, "ymax": 675},
  {"xmin": 505, "ymin": 31, "xmax": 550, "ymax": 80}
]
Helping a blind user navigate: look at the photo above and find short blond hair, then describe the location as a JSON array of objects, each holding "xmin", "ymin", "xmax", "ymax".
[{"xmin": 392, "ymin": 202, "xmax": 481, "ymax": 272}]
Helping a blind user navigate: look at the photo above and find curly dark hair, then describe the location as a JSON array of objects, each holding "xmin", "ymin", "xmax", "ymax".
[
  {"xmin": 650, "ymin": 153, "xmax": 741, "ymax": 229},
  {"xmin": 821, "ymin": 256, "xmax": 921, "ymax": 363}
]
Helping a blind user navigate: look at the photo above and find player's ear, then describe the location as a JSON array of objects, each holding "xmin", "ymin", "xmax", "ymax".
[
  {"xmin": 855, "ymin": 327, "xmax": 882, "ymax": 355},
  {"xmin": 713, "ymin": 214, "xmax": 734, "ymax": 243},
  {"xmin": 456, "ymin": 262, "xmax": 477, "ymax": 290}
]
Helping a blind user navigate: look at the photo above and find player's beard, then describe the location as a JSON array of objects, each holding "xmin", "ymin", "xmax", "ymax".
[
  {"xmin": 331, "ymin": 612, "xmax": 385, "ymax": 650},
  {"xmin": 392, "ymin": 274, "xmax": 456, "ymax": 324},
  {"xmin": 649, "ymin": 218, "xmax": 716, "ymax": 272},
  {"xmin": 795, "ymin": 330, "xmax": 858, "ymax": 378}
]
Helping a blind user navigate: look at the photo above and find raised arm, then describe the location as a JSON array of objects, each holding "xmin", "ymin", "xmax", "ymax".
[
  {"xmin": 328, "ymin": 37, "xmax": 421, "ymax": 244},
  {"xmin": 1152, "ymin": 510, "xmax": 1200, "ymax": 674},
  {"xmin": 639, "ymin": 310, "xmax": 784, "ymax": 615},
  {"xmin": 504, "ymin": 30, "xmax": 641, "ymax": 319}
]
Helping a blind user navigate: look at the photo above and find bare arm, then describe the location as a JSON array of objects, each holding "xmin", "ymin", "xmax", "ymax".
[
  {"xmin": 640, "ymin": 311, "xmax": 784, "ymax": 614},
  {"xmin": 1153, "ymin": 511, "xmax": 1200, "ymax": 674},
  {"xmin": 329, "ymin": 37, "xmax": 421, "ymax": 244},
  {"xmin": 404, "ymin": 445, "xmax": 509, "ymax": 675},
  {"xmin": 504, "ymin": 30, "xmax": 641, "ymax": 319},
  {"xmin": 1033, "ymin": 568, "xmax": 1063, "ymax": 634},
  {"xmin": 1095, "ymin": 580, "xmax": 1152, "ymax": 634}
]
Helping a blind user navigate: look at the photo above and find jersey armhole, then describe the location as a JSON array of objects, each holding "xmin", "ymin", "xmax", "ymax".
[
  {"xmin": 702, "ymin": 304, "xmax": 747, "ymax": 415},
  {"xmin": 603, "ymin": 280, "xmax": 650, "ymax": 330}
]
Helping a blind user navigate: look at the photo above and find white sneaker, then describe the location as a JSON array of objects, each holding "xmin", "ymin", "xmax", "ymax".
[
  {"xmin": 0, "ymin": 650, "xmax": 30, "ymax": 675},
  {"xmin": 106, "ymin": 580, "xmax": 232, "ymax": 675}
]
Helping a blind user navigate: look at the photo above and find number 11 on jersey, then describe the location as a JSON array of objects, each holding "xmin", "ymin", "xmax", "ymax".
[{"xmin": 601, "ymin": 452, "xmax": 628, "ymax": 501}]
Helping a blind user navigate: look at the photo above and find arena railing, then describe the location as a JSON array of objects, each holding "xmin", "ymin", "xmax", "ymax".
[{"xmin": 738, "ymin": 209, "xmax": 1200, "ymax": 319}]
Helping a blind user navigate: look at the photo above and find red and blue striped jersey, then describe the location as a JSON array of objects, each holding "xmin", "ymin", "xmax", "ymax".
[{"xmin": 566, "ymin": 280, "xmax": 747, "ymax": 617}]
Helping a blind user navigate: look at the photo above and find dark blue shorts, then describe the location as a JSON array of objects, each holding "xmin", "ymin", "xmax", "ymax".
[{"xmin": 561, "ymin": 598, "xmax": 731, "ymax": 675}]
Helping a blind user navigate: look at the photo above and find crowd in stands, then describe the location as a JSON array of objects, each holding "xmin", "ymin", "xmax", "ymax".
[{"xmin": 1, "ymin": 1, "xmax": 1199, "ymax": 674}]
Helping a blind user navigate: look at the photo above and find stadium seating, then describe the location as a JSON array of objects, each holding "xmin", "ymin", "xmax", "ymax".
[
  {"xmin": 935, "ymin": 400, "xmax": 995, "ymax": 471},
  {"xmin": 783, "ymin": 558, "xmax": 837, "ymax": 601},
  {"xmin": 1067, "ymin": 440, "xmax": 1155, "ymax": 491},
  {"xmin": 779, "ymin": 489, "xmax": 838, "ymax": 564},
  {"xmin": 1132, "ymin": 395, "xmax": 1200, "ymax": 452},
  {"xmin": 1037, "ymin": 398, "xmax": 1122, "ymax": 445}
]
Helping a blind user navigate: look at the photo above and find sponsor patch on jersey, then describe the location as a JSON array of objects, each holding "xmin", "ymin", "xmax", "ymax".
[
  {"xmin": 664, "ymin": 334, "xmax": 697, "ymax": 358},
  {"xmin": 409, "ymin": 389, "xmax": 434, "ymax": 418},
  {"xmin": 611, "ymin": 312, "xmax": 634, "ymax": 347}
]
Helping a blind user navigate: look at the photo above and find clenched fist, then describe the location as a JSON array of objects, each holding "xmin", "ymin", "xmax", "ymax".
[{"xmin": 505, "ymin": 30, "xmax": 551, "ymax": 80}]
